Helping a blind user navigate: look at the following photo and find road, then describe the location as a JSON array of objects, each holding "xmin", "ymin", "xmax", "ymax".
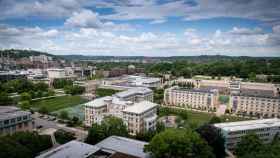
[{"xmin": 33, "ymin": 113, "xmax": 88, "ymax": 142}]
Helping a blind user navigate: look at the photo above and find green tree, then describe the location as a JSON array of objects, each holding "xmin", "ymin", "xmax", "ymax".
[
  {"xmin": 144, "ymin": 129, "xmax": 214, "ymax": 158},
  {"xmin": 59, "ymin": 110, "xmax": 69, "ymax": 120},
  {"xmin": 209, "ymin": 116, "xmax": 222, "ymax": 124},
  {"xmin": 196, "ymin": 124, "xmax": 226, "ymax": 158},
  {"xmin": 38, "ymin": 106, "xmax": 49, "ymax": 114},
  {"xmin": 0, "ymin": 137, "xmax": 32, "ymax": 158},
  {"xmin": 0, "ymin": 92, "xmax": 12, "ymax": 105},
  {"xmin": 235, "ymin": 133, "xmax": 264, "ymax": 158},
  {"xmin": 35, "ymin": 82, "xmax": 49, "ymax": 92},
  {"xmin": 20, "ymin": 100, "xmax": 31, "ymax": 110},
  {"xmin": 20, "ymin": 92, "xmax": 32, "ymax": 102},
  {"xmin": 3, "ymin": 131, "xmax": 53, "ymax": 158},
  {"xmin": 54, "ymin": 129, "xmax": 76, "ymax": 144},
  {"xmin": 86, "ymin": 116, "xmax": 128, "ymax": 145}
]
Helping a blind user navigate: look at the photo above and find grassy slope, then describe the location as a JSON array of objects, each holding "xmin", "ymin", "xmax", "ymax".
[{"xmin": 31, "ymin": 95, "xmax": 88, "ymax": 112}]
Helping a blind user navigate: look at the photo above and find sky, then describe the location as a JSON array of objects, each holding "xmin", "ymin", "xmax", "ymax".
[{"xmin": 0, "ymin": 0, "xmax": 280, "ymax": 57}]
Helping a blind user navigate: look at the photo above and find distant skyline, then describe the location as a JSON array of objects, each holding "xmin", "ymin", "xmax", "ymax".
[{"xmin": 0, "ymin": 0, "xmax": 280, "ymax": 56}]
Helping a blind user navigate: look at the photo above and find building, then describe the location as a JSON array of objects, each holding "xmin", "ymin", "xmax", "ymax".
[
  {"xmin": 0, "ymin": 106, "xmax": 33, "ymax": 135},
  {"xmin": 36, "ymin": 140, "xmax": 100, "ymax": 158},
  {"xmin": 95, "ymin": 136, "xmax": 150, "ymax": 158},
  {"xmin": 84, "ymin": 96, "xmax": 157, "ymax": 134},
  {"xmin": 164, "ymin": 86, "xmax": 219, "ymax": 111},
  {"xmin": 122, "ymin": 101, "xmax": 157, "ymax": 135},
  {"xmin": 229, "ymin": 89, "xmax": 280, "ymax": 118},
  {"xmin": 113, "ymin": 87, "xmax": 153, "ymax": 102},
  {"xmin": 84, "ymin": 88, "xmax": 157, "ymax": 134},
  {"xmin": 214, "ymin": 118, "xmax": 280, "ymax": 150},
  {"xmin": 0, "ymin": 71, "xmax": 27, "ymax": 81},
  {"xmin": 30, "ymin": 55, "xmax": 52, "ymax": 63},
  {"xmin": 36, "ymin": 136, "xmax": 150, "ymax": 158},
  {"xmin": 126, "ymin": 75, "xmax": 161, "ymax": 88},
  {"xmin": 47, "ymin": 68, "xmax": 66, "ymax": 79}
]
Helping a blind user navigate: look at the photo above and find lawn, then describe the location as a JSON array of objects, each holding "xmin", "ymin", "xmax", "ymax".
[
  {"xmin": 31, "ymin": 95, "xmax": 88, "ymax": 112},
  {"xmin": 159, "ymin": 106, "xmax": 250, "ymax": 127}
]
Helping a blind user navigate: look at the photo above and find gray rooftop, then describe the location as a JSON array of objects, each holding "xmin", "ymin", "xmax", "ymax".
[
  {"xmin": 0, "ymin": 106, "xmax": 31, "ymax": 121},
  {"xmin": 233, "ymin": 88, "xmax": 279, "ymax": 99},
  {"xmin": 96, "ymin": 136, "xmax": 150, "ymax": 158},
  {"xmin": 36, "ymin": 141, "xmax": 100, "ymax": 158}
]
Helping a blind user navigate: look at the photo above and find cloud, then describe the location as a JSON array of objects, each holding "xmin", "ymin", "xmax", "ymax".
[
  {"xmin": 65, "ymin": 10, "xmax": 103, "ymax": 28},
  {"xmin": 150, "ymin": 19, "xmax": 167, "ymax": 24},
  {"xmin": 1, "ymin": 25, "xmax": 279, "ymax": 56},
  {"xmin": 64, "ymin": 9, "xmax": 135, "ymax": 31},
  {"xmin": 228, "ymin": 27, "xmax": 264, "ymax": 35}
]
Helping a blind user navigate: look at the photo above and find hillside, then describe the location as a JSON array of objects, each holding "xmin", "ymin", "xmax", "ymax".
[{"xmin": 0, "ymin": 49, "xmax": 59, "ymax": 59}]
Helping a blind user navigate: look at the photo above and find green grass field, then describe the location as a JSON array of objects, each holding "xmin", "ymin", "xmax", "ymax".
[
  {"xmin": 159, "ymin": 106, "xmax": 249, "ymax": 126},
  {"xmin": 31, "ymin": 95, "xmax": 88, "ymax": 112}
]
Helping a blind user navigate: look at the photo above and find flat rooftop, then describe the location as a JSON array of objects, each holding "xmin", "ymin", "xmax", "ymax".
[
  {"xmin": 114, "ymin": 87, "xmax": 152, "ymax": 98},
  {"xmin": 96, "ymin": 136, "xmax": 150, "ymax": 158},
  {"xmin": 0, "ymin": 106, "xmax": 31, "ymax": 121},
  {"xmin": 84, "ymin": 96, "xmax": 130, "ymax": 108},
  {"xmin": 214, "ymin": 118, "xmax": 280, "ymax": 132},
  {"xmin": 171, "ymin": 87, "xmax": 217, "ymax": 94},
  {"xmin": 233, "ymin": 88, "xmax": 279, "ymax": 99},
  {"xmin": 122, "ymin": 101, "xmax": 157, "ymax": 114},
  {"xmin": 36, "ymin": 140, "xmax": 99, "ymax": 158}
]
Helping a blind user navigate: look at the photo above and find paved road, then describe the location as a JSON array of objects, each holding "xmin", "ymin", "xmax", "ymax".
[{"xmin": 33, "ymin": 113, "xmax": 88, "ymax": 141}]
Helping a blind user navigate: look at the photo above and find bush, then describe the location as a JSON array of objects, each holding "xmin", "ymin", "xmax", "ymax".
[{"xmin": 54, "ymin": 129, "xmax": 76, "ymax": 144}]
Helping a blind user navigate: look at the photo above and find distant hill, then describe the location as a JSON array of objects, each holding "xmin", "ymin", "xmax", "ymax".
[
  {"xmin": 60, "ymin": 54, "xmax": 280, "ymax": 62},
  {"xmin": 0, "ymin": 49, "xmax": 60, "ymax": 59}
]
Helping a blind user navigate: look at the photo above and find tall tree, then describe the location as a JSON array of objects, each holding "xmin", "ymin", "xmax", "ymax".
[
  {"xmin": 196, "ymin": 124, "xmax": 226, "ymax": 158},
  {"xmin": 235, "ymin": 133, "xmax": 264, "ymax": 158},
  {"xmin": 86, "ymin": 116, "xmax": 128, "ymax": 145},
  {"xmin": 144, "ymin": 129, "xmax": 214, "ymax": 158}
]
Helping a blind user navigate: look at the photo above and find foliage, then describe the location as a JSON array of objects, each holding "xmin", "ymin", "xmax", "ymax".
[
  {"xmin": 209, "ymin": 116, "xmax": 222, "ymax": 124},
  {"xmin": 64, "ymin": 85, "xmax": 85, "ymax": 95},
  {"xmin": 146, "ymin": 59, "xmax": 280, "ymax": 82},
  {"xmin": 144, "ymin": 128, "xmax": 214, "ymax": 158},
  {"xmin": 0, "ymin": 131, "xmax": 52, "ymax": 158},
  {"xmin": 134, "ymin": 122, "xmax": 166, "ymax": 142},
  {"xmin": 59, "ymin": 110, "xmax": 69, "ymax": 120},
  {"xmin": 95, "ymin": 88, "xmax": 120, "ymax": 97},
  {"xmin": 153, "ymin": 88, "xmax": 164, "ymax": 104},
  {"xmin": 0, "ymin": 91, "xmax": 13, "ymax": 105},
  {"xmin": 235, "ymin": 133, "xmax": 264, "ymax": 157},
  {"xmin": 52, "ymin": 79, "xmax": 73, "ymax": 89},
  {"xmin": 19, "ymin": 100, "xmax": 31, "ymax": 110},
  {"xmin": 54, "ymin": 129, "xmax": 76, "ymax": 144},
  {"xmin": 196, "ymin": 124, "xmax": 226, "ymax": 158},
  {"xmin": 38, "ymin": 106, "xmax": 49, "ymax": 114},
  {"xmin": 86, "ymin": 116, "xmax": 128, "ymax": 145},
  {"xmin": 20, "ymin": 92, "xmax": 32, "ymax": 102}
]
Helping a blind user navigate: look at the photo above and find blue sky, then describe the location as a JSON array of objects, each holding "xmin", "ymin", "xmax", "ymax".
[{"xmin": 0, "ymin": 0, "xmax": 279, "ymax": 56}]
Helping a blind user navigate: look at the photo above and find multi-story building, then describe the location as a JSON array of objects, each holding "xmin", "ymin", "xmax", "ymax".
[
  {"xmin": 113, "ymin": 87, "xmax": 153, "ymax": 102},
  {"xmin": 214, "ymin": 118, "xmax": 280, "ymax": 150},
  {"xmin": 230, "ymin": 89, "xmax": 280, "ymax": 118},
  {"xmin": 122, "ymin": 101, "xmax": 157, "ymax": 135},
  {"xmin": 0, "ymin": 106, "xmax": 33, "ymax": 135},
  {"xmin": 84, "ymin": 88, "xmax": 157, "ymax": 134},
  {"xmin": 164, "ymin": 86, "xmax": 219, "ymax": 111}
]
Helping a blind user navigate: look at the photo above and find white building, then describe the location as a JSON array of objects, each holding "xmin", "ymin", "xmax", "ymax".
[
  {"xmin": 122, "ymin": 101, "xmax": 157, "ymax": 135},
  {"xmin": 127, "ymin": 75, "xmax": 161, "ymax": 88},
  {"xmin": 164, "ymin": 86, "xmax": 219, "ymax": 111},
  {"xmin": 214, "ymin": 119, "xmax": 280, "ymax": 150},
  {"xmin": 230, "ymin": 89, "xmax": 280, "ymax": 118},
  {"xmin": 47, "ymin": 68, "xmax": 66, "ymax": 79},
  {"xmin": 114, "ymin": 87, "xmax": 153, "ymax": 102},
  {"xmin": 84, "ymin": 97, "xmax": 157, "ymax": 135},
  {"xmin": 84, "ymin": 88, "xmax": 157, "ymax": 135}
]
